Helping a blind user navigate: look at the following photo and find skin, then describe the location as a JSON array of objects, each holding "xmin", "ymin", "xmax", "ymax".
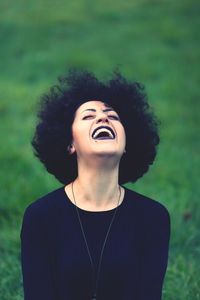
[{"xmin": 64, "ymin": 100, "xmax": 126, "ymax": 211}]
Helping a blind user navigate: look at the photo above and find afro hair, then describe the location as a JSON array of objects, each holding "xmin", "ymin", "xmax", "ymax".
[{"xmin": 31, "ymin": 69, "xmax": 160, "ymax": 185}]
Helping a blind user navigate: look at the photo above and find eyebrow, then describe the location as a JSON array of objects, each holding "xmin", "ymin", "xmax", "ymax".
[{"xmin": 81, "ymin": 108, "xmax": 115, "ymax": 113}]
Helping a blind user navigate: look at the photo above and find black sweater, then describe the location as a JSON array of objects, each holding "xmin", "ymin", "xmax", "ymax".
[{"xmin": 20, "ymin": 186, "xmax": 170, "ymax": 300}]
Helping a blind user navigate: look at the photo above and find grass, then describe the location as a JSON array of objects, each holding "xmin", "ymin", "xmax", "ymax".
[{"xmin": 0, "ymin": 0, "xmax": 200, "ymax": 299}]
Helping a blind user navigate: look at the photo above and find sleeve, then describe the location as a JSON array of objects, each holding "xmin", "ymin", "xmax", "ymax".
[
  {"xmin": 20, "ymin": 205, "xmax": 57, "ymax": 300},
  {"xmin": 137, "ymin": 205, "xmax": 171, "ymax": 300}
]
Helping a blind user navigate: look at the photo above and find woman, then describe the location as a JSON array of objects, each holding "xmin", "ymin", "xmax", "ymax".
[{"xmin": 20, "ymin": 70, "xmax": 170, "ymax": 300}]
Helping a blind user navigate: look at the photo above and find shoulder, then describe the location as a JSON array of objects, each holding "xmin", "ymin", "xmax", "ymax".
[
  {"xmin": 124, "ymin": 187, "xmax": 170, "ymax": 225},
  {"xmin": 21, "ymin": 187, "xmax": 64, "ymax": 225}
]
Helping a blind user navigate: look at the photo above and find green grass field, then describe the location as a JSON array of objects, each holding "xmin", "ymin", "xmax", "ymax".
[{"xmin": 0, "ymin": 0, "xmax": 200, "ymax": 299}]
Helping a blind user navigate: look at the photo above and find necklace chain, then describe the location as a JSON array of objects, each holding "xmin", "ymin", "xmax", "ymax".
[{"xmin": 71, "ymin": 181, "xmax": 121, "ymax": 300}]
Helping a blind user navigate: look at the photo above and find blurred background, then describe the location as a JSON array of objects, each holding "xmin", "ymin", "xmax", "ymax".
[{"xmin": 0, "ymin": 0, "xmax": 199, "ymax": 299}]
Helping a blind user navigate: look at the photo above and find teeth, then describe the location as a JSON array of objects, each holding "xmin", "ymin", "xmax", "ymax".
[{"xmin": 93, "ymin": 128, "xmax": 114, "ymax": 139}]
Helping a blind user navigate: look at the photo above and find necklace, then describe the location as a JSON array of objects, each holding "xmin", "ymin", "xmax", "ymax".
[{"xmin": 71, "ymin": 181, "xmax": 121, "ymax": 300}]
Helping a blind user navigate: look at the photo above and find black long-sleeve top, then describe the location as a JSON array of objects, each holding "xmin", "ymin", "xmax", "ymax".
[{"xmin": 20, "ymin": 186, "xmax": 170, "ymax": 300}]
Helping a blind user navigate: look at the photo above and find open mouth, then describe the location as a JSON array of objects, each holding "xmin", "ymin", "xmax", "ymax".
[{"xmin": 92, "ymin": 126, "xmax": 115, "ymax": 140}]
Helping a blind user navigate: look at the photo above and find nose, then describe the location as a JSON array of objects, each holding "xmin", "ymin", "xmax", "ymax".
[{"xmin": 96, "ymin": 112, "xmax": 109, "ymax": 124}]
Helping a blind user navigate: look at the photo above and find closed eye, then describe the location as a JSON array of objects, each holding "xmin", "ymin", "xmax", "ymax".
[
  {"xmin": 82, "ymin": 115, "xmax": 95, "ymax": 120},
  {"xmin": 82, "ymin": 115, "xmax": 120, "ymax": 120},
  {"xmin": 108, "ymin": 115, "xmax": 120, "ymax": 120}
]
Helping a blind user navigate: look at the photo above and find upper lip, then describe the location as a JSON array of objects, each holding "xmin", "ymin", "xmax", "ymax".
[{"xmin": 91, "ymin": 125, "xmax": 116, "ymax": 139}]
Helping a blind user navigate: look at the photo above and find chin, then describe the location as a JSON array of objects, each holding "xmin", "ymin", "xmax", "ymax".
[{"xmin": 92, "ymin": 149, "xmax": 123, "ymax": 158}]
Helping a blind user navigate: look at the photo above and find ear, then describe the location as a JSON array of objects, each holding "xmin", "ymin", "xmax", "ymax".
[{"xmin": 67, "ymin": 143, "xmax": 76, "ymax": 155}]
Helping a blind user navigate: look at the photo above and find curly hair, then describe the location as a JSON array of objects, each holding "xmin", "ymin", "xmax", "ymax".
[{"xmin": 31, "ymin": 69, "xmax": 160, "ymax": 185}]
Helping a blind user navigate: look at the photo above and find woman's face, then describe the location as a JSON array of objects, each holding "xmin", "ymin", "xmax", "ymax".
[{"xmin": 70, "ymin": 101, "xmax": 126, "ymax": 161}]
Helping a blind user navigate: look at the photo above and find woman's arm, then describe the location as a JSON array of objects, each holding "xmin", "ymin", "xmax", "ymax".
[
  {"xmin": 20, "ymin": 205, "xmax": 57, "ymax": 300},
  {"xmin": 138, "ymin": 204, "xmax": 171, "ymax": 300}
]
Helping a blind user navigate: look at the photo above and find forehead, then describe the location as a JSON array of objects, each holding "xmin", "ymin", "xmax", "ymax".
[{"xmin": 75, "ymin": 100, "xmax": 113, "ymax": 114}]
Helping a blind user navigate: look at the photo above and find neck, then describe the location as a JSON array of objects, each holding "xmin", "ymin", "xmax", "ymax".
[{"xmin": 69, "ymin": 160, "xmax": 122, "ymax": 211}]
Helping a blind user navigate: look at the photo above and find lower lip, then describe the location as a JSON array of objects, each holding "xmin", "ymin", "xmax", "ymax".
[{"xmin": 93, "ymin": 137, "xmax": 115, "ymax": 140}]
